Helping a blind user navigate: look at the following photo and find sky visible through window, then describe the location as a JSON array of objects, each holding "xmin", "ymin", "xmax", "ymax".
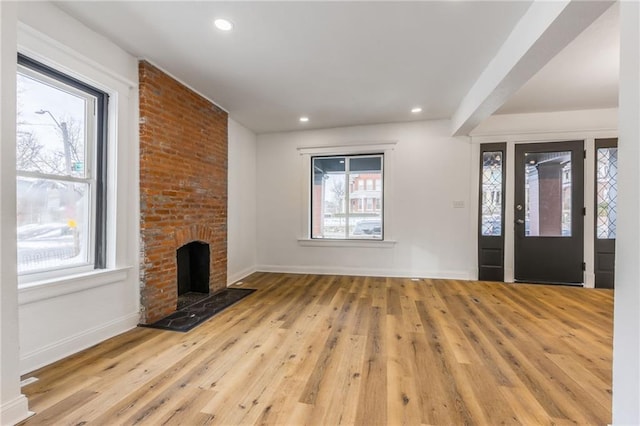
[{"xmin": 17, "ymin": 73, "xmax": 86, "ymax": 176}]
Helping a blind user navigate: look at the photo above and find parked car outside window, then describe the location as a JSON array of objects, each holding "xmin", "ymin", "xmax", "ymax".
[{"xmin": 353, "ymin": 219, "xmax": 381, "ymax": 236}]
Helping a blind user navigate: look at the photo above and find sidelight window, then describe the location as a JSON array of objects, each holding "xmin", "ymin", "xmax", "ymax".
[
  {"xmin": 480, "ymin": 151, "xmax": 503, "ymax": 236},
  {"xmin": 596, "ymin": 147, "xmax": 618, "ymax": 239}
]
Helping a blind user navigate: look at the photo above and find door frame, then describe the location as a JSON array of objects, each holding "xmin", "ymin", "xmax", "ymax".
[{"xmin": 472, "ymin": 131, "xmax": 617, "ymax": 288}]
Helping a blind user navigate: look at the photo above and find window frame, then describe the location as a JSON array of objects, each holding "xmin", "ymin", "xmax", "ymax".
[
  {"xmin": 16, "ymin": 54, "xmax": 108, "ymax": 280},
  {"xmin": 310, "ymin": 153, "xmax": 384, "ymax": 241},
  {"xmin": 298, "ymin": 141, "xmax": 397, "ymax": 248}
]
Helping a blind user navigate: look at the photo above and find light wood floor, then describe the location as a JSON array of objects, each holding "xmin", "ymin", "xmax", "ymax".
[{"xmin": 20, "ymin": 273, "xmax": 613, "ymax": 425}]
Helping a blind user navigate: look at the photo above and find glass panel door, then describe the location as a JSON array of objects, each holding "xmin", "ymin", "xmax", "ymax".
[{"xmin": 514, "ymin": 141, "xmax": 584, "ymax": 284}]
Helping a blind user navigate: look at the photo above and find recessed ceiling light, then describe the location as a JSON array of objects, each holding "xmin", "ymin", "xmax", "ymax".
[
  {"xmin": 411, "ymin": 107, "xmax": 423, "ymax": 113},
  {"xmin": 299, "ymin": 116, "xmax": 309, "ymax": 123},
  {"xmin": 214, "ymin": 18, "xmax": 233, "ymax": 31}
]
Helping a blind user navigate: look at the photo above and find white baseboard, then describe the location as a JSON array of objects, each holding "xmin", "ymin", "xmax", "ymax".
[
  {"xmin": 255, "ymin": 264, "xmax": 473, "ymax": 280},
  {"xmin": 20, "ymin": 312, "xmax": 139, "ymax": 375},
  {"xmin": 583, "ymin": 272, "xmax": 596, "ymax": 288},
  {"xmin": 0, "ymin": 394, "xmax": 32, "ymax": 426},
  {"xmin": 227, "ymin": 266, "xmax": 257, "ymax": 286},
  {"xmin": 504, "ymin": 267, "xmax": 514, "ymax": 283}
]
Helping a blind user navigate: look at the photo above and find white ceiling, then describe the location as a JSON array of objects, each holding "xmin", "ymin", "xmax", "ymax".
[
  {"xmin": 54, "ymin": 1, "xmax": 619, "ymax": 134},
  {"xmin": 497, "ymin": 2, "xmax": 619, "ymax": 115}
]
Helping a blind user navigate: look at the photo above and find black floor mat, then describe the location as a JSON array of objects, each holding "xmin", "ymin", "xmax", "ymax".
[{"xmin": 141, "ymin": 288, "xmax": 256, "ymax": 332}]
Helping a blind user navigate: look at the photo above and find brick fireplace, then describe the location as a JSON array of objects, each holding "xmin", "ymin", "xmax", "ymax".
[{"xmin": 139, "ymin": 61, "xmax": 228, "ymax": 324}]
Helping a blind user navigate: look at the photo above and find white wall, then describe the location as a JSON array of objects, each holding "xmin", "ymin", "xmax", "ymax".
[
  {"xmin": 256, "ymin": 120, "xmax": 474, "ymax": 279},
  {"xmin": 471, "ymin": 108, "xmax": 618, "ymax": 138},
  {"xmin": 0, "ymin": 2, "xmax": 30, "ymax": 424},
  {"xmin": 227, "ymin": 118, "xmax": 257, "ymax": 284},
  {"xmin": 613, "ymin": 1, "xmax": 640, "ymax": 423},
  {"xmin": 13, "ymin": 2, "xmax": 140, "ymax": 375}
]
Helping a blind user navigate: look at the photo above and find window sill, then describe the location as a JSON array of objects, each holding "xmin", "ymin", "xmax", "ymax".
[
  {"xmin": 297, "ymin": 238, "xmax": 397, "ymax": 248},
  {"xmin": 18, "ymin": 267, "xmax": 132, "ymax": 306}
]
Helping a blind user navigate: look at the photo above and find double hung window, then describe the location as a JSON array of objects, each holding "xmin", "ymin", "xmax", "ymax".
[{"xmin": 16, "ymin": 55, "xmax": 108, "ymax": 276}]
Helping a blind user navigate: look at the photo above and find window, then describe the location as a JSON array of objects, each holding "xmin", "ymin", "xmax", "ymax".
[
  {"xmin": 16, "ymin": 55, "xmax": 107, "ymax": 276},
  {"xmin": 596, "ymin": 146, "xmax": 618, "ymax": 239},
  {"xmin": 311, "ymin": 154, "xmax": 383, "ymax": 240},
  {"xmin": 524, "ymin": 151, "xmax": 572, "ymax": 237},
  {"xmin": 480, "ymin": 151, "xmax": 503, "ymax": 236}
]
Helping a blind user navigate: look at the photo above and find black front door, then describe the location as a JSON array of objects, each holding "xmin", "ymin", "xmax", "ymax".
[{"xmin": 514, "ymin": 141, "xmax": 584, "ymax": 284}]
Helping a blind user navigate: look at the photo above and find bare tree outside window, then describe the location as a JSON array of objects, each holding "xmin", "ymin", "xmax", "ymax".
[
  {"xmin": 17, "ymin": 115, "xmax": 84, "ymax": 176},
  {"xmin": 330, "ymin": 178, "xmax": 345, "ymax": 213}
]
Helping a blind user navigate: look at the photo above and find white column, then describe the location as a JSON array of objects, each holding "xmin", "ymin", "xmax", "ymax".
[
  {"xmin": 613, "ymin": 1, "xmax": 640, "ymax": 423},
  {"xmin": 583, "ymin": 138, "xmax": 595, "ymax": 288},
  {"xmin": 0, "ymin": 2, "xmax": 31, "ymax": 425}
]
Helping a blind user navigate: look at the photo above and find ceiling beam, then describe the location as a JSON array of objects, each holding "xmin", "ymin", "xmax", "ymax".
[{"xmin": 450, "ymin": 0, "xmax": 614, "ymax": 136}]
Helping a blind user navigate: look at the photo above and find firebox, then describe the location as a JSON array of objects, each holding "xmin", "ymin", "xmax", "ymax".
[{"xmin": 176, "ymin": 241, "xmax": 210, "ymax": 309}]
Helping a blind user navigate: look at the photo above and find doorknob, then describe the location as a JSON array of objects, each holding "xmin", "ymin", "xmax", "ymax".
[{"xmin": 516, "ymin": 219, "xmax": 524, "ymax": 224}]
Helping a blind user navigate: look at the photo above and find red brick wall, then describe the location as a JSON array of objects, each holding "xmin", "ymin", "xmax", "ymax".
[{"xmin": 139, "ymin": 61, "xmax": 228, "ymax": 324}]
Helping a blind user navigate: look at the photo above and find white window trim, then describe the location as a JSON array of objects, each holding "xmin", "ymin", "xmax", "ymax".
[
  {"xmin": 297, "ymin": 238, "xmax": 396, "ymax": 248},
  {"xmin": 298, "ymin": 141, "xmax": 397, "ymax": 246},
  {"xmin": 18, "ymin": 266, "xmax": 131, "ymax": 305}
]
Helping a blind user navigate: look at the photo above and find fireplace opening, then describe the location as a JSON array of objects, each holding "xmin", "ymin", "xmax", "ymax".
[{"xmin": 176, "ymin": 241, "xmax": 210, "ymax": 310}]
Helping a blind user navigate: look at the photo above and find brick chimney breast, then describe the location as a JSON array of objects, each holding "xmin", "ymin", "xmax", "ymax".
[{"xmin": 138, "ymin": 61, "xmax": 228, "ymax": 324}]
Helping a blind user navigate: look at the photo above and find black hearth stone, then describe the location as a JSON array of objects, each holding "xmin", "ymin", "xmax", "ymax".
[
  {"xmin": 142, "ymin": 288, "xmax": 256, "ymax": 332},
  {"xmin": 177, "ymin": 291, "xmax": 209, "ymax": 310}
]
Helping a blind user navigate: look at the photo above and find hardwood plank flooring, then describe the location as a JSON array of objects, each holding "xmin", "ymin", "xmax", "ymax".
[{"xmin": 20, "ymin": 273, "xmax": 613, "ymax": 425}]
